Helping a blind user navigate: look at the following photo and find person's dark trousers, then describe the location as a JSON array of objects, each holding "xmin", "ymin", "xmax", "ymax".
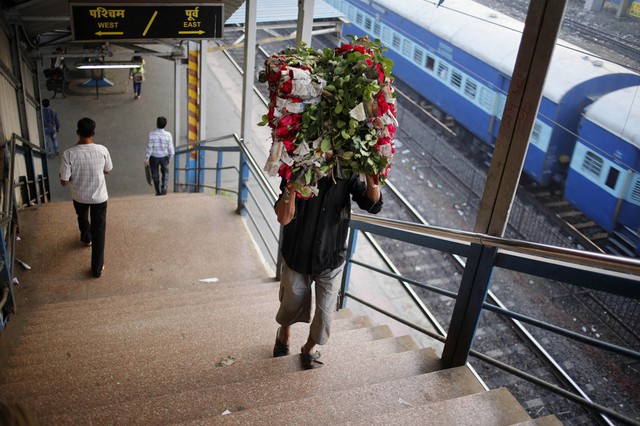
[
  {"xmin": 73, "ymin": 200, "xmax": 108, "ymax": 277},
  {"xmin": 149, "ymin": 155, "xmax": 170, "ymax": 195}
]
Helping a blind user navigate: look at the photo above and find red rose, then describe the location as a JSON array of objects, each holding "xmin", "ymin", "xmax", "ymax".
[
  {"xmin": 336, "ymin": 44, "xmax": 354, "ymax": 54},
  {"xmin": 376, "ymin": 63, "xmax": 385, "ymax": 83},
  {"xmin": 281, "ymin": 79, "xmax": 292, "ymax": 94},
  {"xmin": 278, "ymin": 164, "xmax": 293, "ymax": 180},
  {"xmin": 365, "ymin": 58, "xmax": 374, "ymax": 67},
  {"xmin": 282, "ymin": 134, "xmax": 296, "ymax": 152},
  {"xmin": 377, "ymin": 92, "xmax": 390, "ymax": 115}
]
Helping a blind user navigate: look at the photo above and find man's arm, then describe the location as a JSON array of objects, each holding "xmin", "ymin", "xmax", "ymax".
[
  {"xmin": 275, "ymin": 184, "xmax": 296, "ymax": 225},
  {"xmin": 365, "ymin": 175, "xmax": 381, "ymax": 203},
  {"xmin": 60, "ymin": 179, "xmax": 69, "ymax": 186}
]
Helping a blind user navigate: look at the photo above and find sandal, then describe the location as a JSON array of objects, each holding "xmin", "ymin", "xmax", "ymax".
[
  {"xmin": 300, "ymin": 346, "xmax": 323, "ymax": 370},
  {"xmin": 273, "ymin": 328, "xmax": 290, "ymax": 357}
]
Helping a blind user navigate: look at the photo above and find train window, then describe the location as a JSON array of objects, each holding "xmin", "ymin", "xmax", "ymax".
[
  {"xmin": 531, "ymin": 122, "xmax": 542, "ymax": 146},
  {"xmin": 451, "ymin": 71, "xmax": 463, "ymax": 89},
  {"xmin": 425, "ymin": 55, "xmax": 435, "ymax": 72},
  {"xmin": 392, "ymin": 33, "xmax": 401, "ymax": 50},
  {"xmin": 364, "ymin": 16, "xmax": 373, "ymax": 31},
  {"xmin": 478, "ymin": 87, "xmax": 495, "ymax": 111},
  {"xmin": 582, "ymin": 151, "xmax": 604, "ymax": 178},
  {"xmin": 605, "ymin": 167, "xmax": 620, "ymax": 190},
  {"xmin": 413, "ymin": 48, "xmax": 424, "ymax": 66},
  {"xmin": 437, "ymin": 63, "xmax": 448, "ymax": 80},
  {"xmin": 464, "ymin": 80, "xmax": 477, "ymax": 99},
  {"xmin": 356, "ymin": 12, "xmax": 364, "ymax": 26},
  {"xmin": 402, "ymin": 39, "xmax": 412, "ymax": 57},
  {"xmin": 381, "ymin": 26, "xmax": 391, "ymax": 44},
  {"xmin": 630, "ymin": 179, "xmax": 640, "ymax": 203},
  {"xmin": 373, "ymin": 22, "xmax": 381, "ymax": 37}
]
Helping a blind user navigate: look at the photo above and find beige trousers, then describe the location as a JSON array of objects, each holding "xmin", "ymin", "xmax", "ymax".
[{"xmin": 275, "ymin": 261, "xmax": 344, "ymax": 345}]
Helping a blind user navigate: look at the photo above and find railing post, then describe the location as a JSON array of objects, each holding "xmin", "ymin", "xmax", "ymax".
[
  {"xmin": 237, "ymin": 152, "xmax": 249, "ymax": 216},
  {"xmin": 339, "ymin": 228, "xmax": 359, "ymax": 310},
  {"xmin": 442, "ymin": 243, "xmax": 497, "ymax": 368},
  {"xmin": 216, "ymin": 151, "xmax": 223, "ymax": 195}
]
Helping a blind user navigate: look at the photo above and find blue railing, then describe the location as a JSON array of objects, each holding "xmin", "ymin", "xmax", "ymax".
[{"xmin": 342, "ymin": 214, "xmax": 640, "ymax": 425}]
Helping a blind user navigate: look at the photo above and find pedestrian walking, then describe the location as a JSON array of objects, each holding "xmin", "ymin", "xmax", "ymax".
[
  {"xmin": 60, "ymin": 117, "xmax": 113, "ymax": 278},
  {"xmin": 272, "ymin": 173, "xmax": 383, "ymax": 369},
  {"xmin": 144, "ymin": 116, "xmax": 174, "ymax": 196},
  {"xmin": 42, "ymin": 99, "xmax": 60, "ymax": 158}
]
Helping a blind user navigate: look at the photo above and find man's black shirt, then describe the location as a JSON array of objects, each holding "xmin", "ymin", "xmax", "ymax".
[{"xmin": 279, "ymin": 175, "xmax": 383, "ymax": 276}]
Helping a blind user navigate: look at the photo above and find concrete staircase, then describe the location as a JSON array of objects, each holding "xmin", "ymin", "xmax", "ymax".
[{"xmin": 0, "ymin": 194, "xmax": 560, "ymax": 424}]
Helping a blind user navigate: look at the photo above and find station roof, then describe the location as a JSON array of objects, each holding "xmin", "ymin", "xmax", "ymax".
[
  {"xmin": 0, "ymin": 0, "xmax": 244, "ymax": 47},
  {"xmin": 226, "ymin": 0, "xmax": 344, "ymax": 26}
]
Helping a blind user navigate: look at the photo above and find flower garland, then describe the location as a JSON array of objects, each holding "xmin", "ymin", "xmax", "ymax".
[{"xmin": 259, "ymin": 36, "xmax": 397, "ymax": 198}]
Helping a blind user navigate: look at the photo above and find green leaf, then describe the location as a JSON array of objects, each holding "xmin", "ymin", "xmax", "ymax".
[
  {"xmin": 320, "ymin": 138, "xmax": 332, "ymax": 152},
  {"xmin": 335, "ymin": 104, "xmax": 343, "ymax": 114}
]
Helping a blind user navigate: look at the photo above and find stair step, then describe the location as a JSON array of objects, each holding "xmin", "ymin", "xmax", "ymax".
[
  {"xmin": 188, "ymin": 365, "xmax": 484, "ymax": 425},
  {"xmin": 16, "ymin": 334, "xmax": 419, "ymax": 417},
  {"xmin": 2, "ymin": 320, "xmax": 391, "ymax": 384},
  {"xmin": 21, "ymin": 288, "xmax": 279, "ymax": 336},
  {"xmin": 4, "ymin": 330, "xmax": 415, "ymax": 401},
  {"xmin": 348, "ymin": 387, "xmax": 531, "ymax": 425},
  {"xmin": 24, "ymin": 279, "xmax": 279, "ymax": 322},
  {"xmin": 11, "ymin": 299, "xmax": 280, "ymax": 361},
  {"xmin": 43, "ymin": 347, "xmax": 441, "ymax": 425}
]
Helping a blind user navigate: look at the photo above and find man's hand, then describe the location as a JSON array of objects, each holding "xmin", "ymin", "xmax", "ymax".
[
  {"xmin": 366, "ymin": 175, "xmax": 381, "ymax": 203},
  {"xmin": 144, "ymin": 160, "xmax": 149, "ymax": 167},
  {"xmin": 275, "ymin": 184, "xmax": 296, "ymax": 225}
]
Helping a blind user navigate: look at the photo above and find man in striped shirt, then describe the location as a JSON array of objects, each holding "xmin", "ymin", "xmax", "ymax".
[
  {"xmin": 144, "ymin": 116, "xmax": 174, "ymax": 196},
  {"xmin": 60, "ymin": 117, "xmax": 113, "ymax": 278}
]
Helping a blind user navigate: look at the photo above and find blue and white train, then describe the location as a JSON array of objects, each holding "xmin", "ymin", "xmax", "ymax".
[{"xmin": 324, "ymin": 0, "xmax": 640, "ymax": 255}]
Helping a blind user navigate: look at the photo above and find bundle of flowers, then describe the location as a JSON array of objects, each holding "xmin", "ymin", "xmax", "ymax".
[{"xmin": 259, "ymin": 36, "xmax": 397, "ymax": 198}]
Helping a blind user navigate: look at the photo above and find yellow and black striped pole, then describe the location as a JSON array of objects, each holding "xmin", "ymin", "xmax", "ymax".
[{"xmin": 186, "ymin": 42, "xmax": 199, "ymax": 191}]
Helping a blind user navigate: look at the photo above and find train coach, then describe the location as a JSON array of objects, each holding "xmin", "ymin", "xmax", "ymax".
[
  {"xmin": 564, "ymin": 86, "xmax": 640, "ymax": 254},
  {"xmin": 325, "ymin": 0, "xmax": 640, "ymax": 254}
]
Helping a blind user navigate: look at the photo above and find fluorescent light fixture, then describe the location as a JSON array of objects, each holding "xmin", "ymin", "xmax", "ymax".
[{"xmin": 76, "ymin": 62, "xmax": 142, "ymax": 69}]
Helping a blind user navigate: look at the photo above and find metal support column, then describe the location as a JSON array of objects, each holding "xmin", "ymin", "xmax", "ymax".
[
  {"xmin": 198, "ymin": 40, "xmax": 207, "ymax": 190},
  {"xmin": 11, "ymin": 25, "xmax": 30, "ymax": 142},
  {"xmin": 442, "ymin": 0, "xmax": 567, "ymax": 368},
  {"xmin": 238, "ymin": 0, "xmax": 257, "ymax": 214},
  {"xmin": 296, "ymin": 0, "xmax": 315, "ymax": 46}
]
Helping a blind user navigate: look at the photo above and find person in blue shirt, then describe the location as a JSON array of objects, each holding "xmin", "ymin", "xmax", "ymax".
[{"xmin": 42, "ymin": 99, "xmax": 60, "ymax": 158}]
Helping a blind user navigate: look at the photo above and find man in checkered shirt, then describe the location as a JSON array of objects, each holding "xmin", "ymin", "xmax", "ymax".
[{"xmin": 60, "ymin": 117, "xmax": 113, "ymax": 278}]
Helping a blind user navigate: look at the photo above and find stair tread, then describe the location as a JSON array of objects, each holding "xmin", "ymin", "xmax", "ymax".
[
  {"xmin": 22, "ymin": 289, "xmax": 280, "ymax": 335},
  {"xmin": 15, "ymin": 335, "xmax": 420, "ymax": 417},
  {"xmin": 3, "ymin": 321, "xmax": 391, "ymax": 384},
  {"xmin": 189, "ymin": 365, "xmax": 484, "ymax": 425},
  {"xmin": 43, "ymin": 347, "xmax": 441, "ymax": 424},
  {"xmin": 347, "ymin": 387, "xmax": 531, "ymax": 425},
  {"xmin": 25, "ymin": 279, "xmax": 280, "ymax": 320}
]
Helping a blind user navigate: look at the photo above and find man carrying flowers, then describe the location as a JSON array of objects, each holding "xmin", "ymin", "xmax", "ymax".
[
  {"xmin": 272, "ymin": 171, "xmax": 382, "ymax": 369},
  {"xmin": 262, "ymin": 36, "xmax": 395, "ymax": 368}
]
